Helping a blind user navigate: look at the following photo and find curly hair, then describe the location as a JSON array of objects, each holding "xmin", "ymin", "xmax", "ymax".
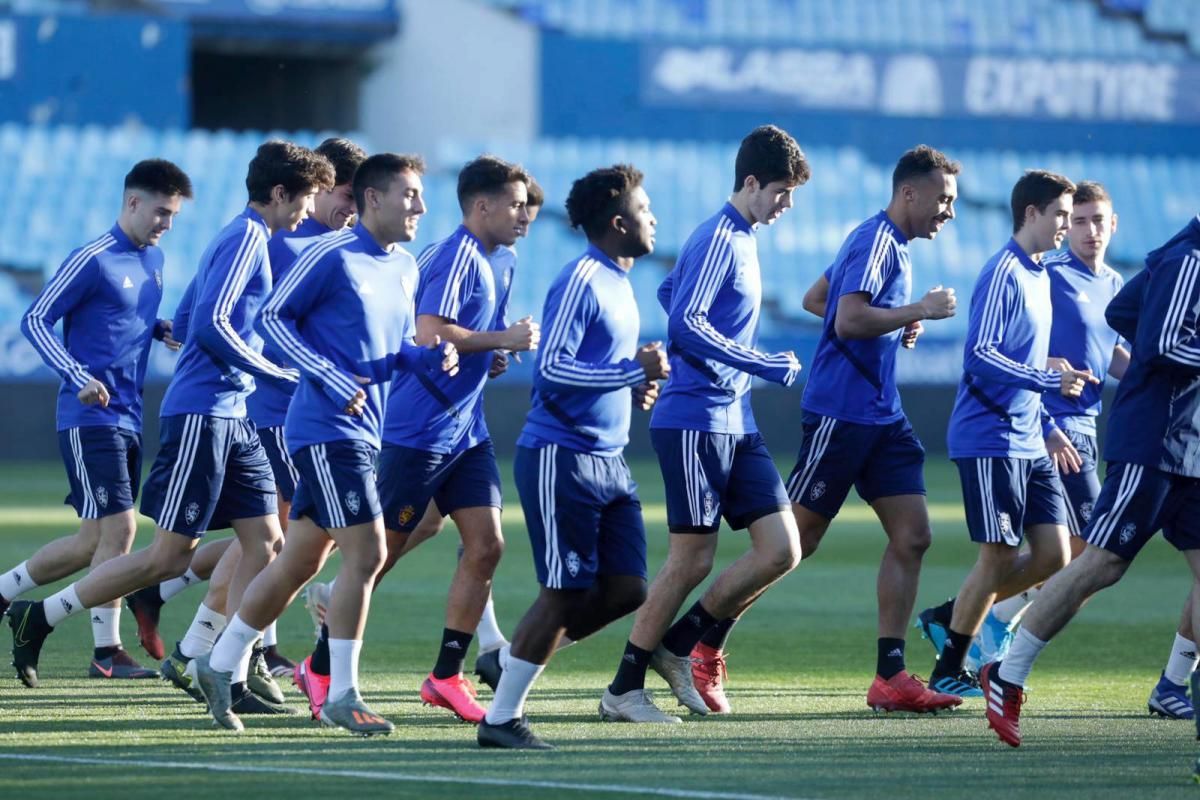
[
  {"xmin": 245, "ymin": 140, "xmax": 335, "ymax": 204},
  {"xmin": 565, "ymin": 164, "xmax": 645, "ymax": 241},
  {"xmin": 733, "ymin": 125, "xmax": 811, "ymax": 193},
  {"xmin": 124, "ymin": 159, "xmax": 193, "ymax": 198}
]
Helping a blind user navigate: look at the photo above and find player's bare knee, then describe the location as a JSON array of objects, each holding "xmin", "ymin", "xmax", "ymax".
[
  {"xmin": 464, "ymin": 534, "xmax": 504, "ymax": 571},
  {"xmin": 798, "ymin": 527, "xmax": 823, "ymax": 560},
  {"xmin": 761, "ymin": 538, "xmax": 801, "ymax": 576}
]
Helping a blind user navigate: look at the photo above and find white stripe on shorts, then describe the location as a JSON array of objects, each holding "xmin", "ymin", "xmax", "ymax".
[
  {"xmin": 159, "ymin": 415, "xmax": 203, "ymax": 531},
  {"xmin": 1087, "ymin": 464, "xmax": 1143, "ymax": 549},
  {"xmin": 273, "ymin": 427, "xmax": 300, "ymax": 488},
  {"xmin": 311, "ymin": 444, "xmax": 345, "ymax": 529},
  {"xmin": 786, "ymin": 416, "xmax": 836, "ymax": 503},
  {"xmin": 68, "ymin": 427, "xmax": 96, "ymax": 518}
]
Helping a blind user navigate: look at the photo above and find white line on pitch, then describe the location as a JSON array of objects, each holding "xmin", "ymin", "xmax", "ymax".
[{"xmin": 0, "ymin": 753, "xmax": 811, "ymax": 800}]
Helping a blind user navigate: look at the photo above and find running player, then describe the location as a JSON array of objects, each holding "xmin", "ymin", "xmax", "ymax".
[
  {"xmin": 980, "ymin": 212, "xmax": 1200, "ymax": 747},
  {"xmin": 150, "ymin": 139, "xmax": 369, "ymax": 704},
  {"xmin": 1, "ymin": 160, "xmax": 192, "ymax": 680},
  {"xmin": 7, "ymin": 142, "xmax": 332, "ymax": 694},
  {"xmin": 476, "ymin": 164, "xmax": 667, "ymax": 749},
  {"xmin": 372, "ymin": 155, "xmax": 538, "ymax": 724},
  {"xmin": 600, "ymin": 125, "xmax": 807, "ymax": 721},
  {"xmin": 783, "ymin": 145, "xmax": 963, "ymax": 714},
  {"xmin": 195, "ymin": 153, "xmax": 456, "ymax": 734},
  {"xmin": 924, "ymin": 170, "xmax": 1096, "ymax": 697}
]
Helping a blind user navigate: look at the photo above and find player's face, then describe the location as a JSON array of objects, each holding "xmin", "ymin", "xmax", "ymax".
[
  {"xmin": 910, "ymin": 171, "xmax": 958, "ymax": 240},
  {"xmin": 1027, "ymin": 193, "xmax": 1073, "ymax": 252},
  {"xmin": 376, "ymin": 170, "xmax": 429, "ymax": 242},
  {"xmin": 517, "ymin": 203, "xmax": 541, "ymax": 239},
  {"xmin": 484, "ymin": 181, "xmax": 529, "ymax": 247},
  {"xmin": 1068, "ymin": 200, "xmax": 1116, "ymax": 263},
  {"xmin": 619, "ymin": 186, "xmax": 657, "ymax": 258},
  {"xmin": 316, "ymin": 183, "xmax": 357, "ymax": 230},
  {"xmin": 128, "ymin": 191, "xmax": 183, "ymax": 247},
  {"xmin": 747, "ymin": 178, "xmax": 797, "ymax": 226},
  {"xmin": 276, "ymin": 187, "xmax": 317, "ymax": 233}
]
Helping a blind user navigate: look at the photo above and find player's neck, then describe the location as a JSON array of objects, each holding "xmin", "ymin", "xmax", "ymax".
[
  {"xmin": 463, "ymin": 218, "xmax": 498, "ymax": 253},
  {"xmin": 728, "ymin": 192, "xmax": 757, "ymax": 227},
  {"xmin": 360, "ymin": 217, "xmax": 395, "ymax": 252},
  {"xmin": 115, "ymin": 217, "xmax": 147, "ymax": 249},
  {"xmin": 882, "ymin": 203, "xmax": 913, "ymax": 240},
  {"xmin": 592, "ymin": 238, "xmax": 633, "ymax": 271},
  {"xmin": 1069, "ymin": 245, "xmax": 1102, "ymax": 274},
  {"xmin": 1012, "ymin": 229, "xmax": 1046, "ymax": 263},
  {"xmin": 247, "ymin": 201, "xmax": 281, "ymax": 235}
]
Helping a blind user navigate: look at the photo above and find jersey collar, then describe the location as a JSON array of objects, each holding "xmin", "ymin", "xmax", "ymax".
[
  {"xmin": 1005, "ymin": 238, "xmax": 1044, "ymax": 272},
  {"xmin": 352, "ymin": 221, "xmax": 390, "ymax": 256},
  {"xmin": 108, "ymin": 222, "xmax": 141, "ymax": 252},
  {"xmin": 722, "ymin": 202, "xmax": 753, "ymax": 234},
  {"xmin": 584, "ymin": 243, "xmax": 627, "ymax": 276},
  {"xmin": 877, "ymin": 210, "xmax": 909, "ymax": 246},
  {"xmin": 242, "ymin": 205, "xmax": 270, "ymax": 236}
]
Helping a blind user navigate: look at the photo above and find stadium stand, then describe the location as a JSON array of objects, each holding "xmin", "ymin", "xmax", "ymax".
[
  {"xmin": 3, "ymin": 124, "xmax": 1199, "ymax": 342},
  {"xmin": 483, "ymin": 0, "xmax": 1189, "ymax": 59}
]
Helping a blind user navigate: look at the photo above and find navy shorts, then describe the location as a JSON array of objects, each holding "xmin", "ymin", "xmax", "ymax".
[
  {"xmin": 785, "ymin": 412, "xmax": 925, "ymax": 518},
  {"xmin": 1057, "ymin": 429, "xmax": 1101, "ymax": 538},
  {"xmin": 290, "ymin": 440, "xmax": 381, "ymax": 530},
  {"xmin": 514, "ymin": 444, "xmax": 647, "ymax": 590},
  {"xmin": 378, "ymin": 439, "xmax": 503, "ymax": 532},
  {"xmin": 259, "ymin": 425, "xmax": 299, "ymax": 503},
  {"xmin": 955, "ymin": 456, "xmax": 1068, "ymax": 546},
  {"xmin": 57, "ymin": 426, "xmax": 141, "ymax": 519},
  {"xmin": 140, "ymin": 415, "xmax": 277, "ymax": 538},
  {"xmin": 1082, "ymin": 463, "xmax": 1200, "ymax": 560},
  {"xmin": 651, "ymin": 428, "xmax": 790, "ymax": 534}
]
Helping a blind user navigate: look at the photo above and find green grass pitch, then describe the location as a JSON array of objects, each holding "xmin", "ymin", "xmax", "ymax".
[{"xmin": 0, "ymin": 458, "xmax": 1196, "ymax": 799}]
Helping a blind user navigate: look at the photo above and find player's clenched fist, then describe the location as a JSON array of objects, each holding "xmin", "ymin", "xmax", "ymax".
[
  {"xmin": 636, "ymin": 341, "xmax": 670, "ymax": 381},
  {"xmin": 434, "ymin": 337, "xmax": 459, "ymax": 377},
  {"xmin": 918, "ymin": 285, "xmax": 957, "ymax": 320},
  {"xmin": 633, "ymin": 381, "xmax": 660, "ymax": 411},
  {"xmin": 503, "ymin": 316, "xmax": 540, "ymax": 352},
  {"xmin": 77, "ymin": 378, "xmax": 111, "ymax": 407},
  {"xmin": 901, "ymin": 320, "xmax": 923, "ymax": 349}
]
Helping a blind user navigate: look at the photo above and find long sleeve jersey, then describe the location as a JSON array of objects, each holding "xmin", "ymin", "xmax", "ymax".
[
  {"xmin": 160, "ymin": 206, "xmax": 298, "ymax": 419},
  {"xmin": 518, "ymin": 245, "xmax": 646, "ymax": 455},
  {"xmin": 1104, "ymin": 214, "xmax": 1200, "ymax": 476},
  {"xmin": 21, "ymin": 223, "xmax": 164, "ymax": 432},
  {"xmin": 1040, "ymin": 249, "xmax": 1125, "ymax": 436},
  {"xmin": 947, "ymin": 239, "xmax": 1059, "ymax": 459},
  {"xmin": 246, "ymin": 216, "xmax": 336, "ymax": 430},
  {"xmin": 650, "ymin": 202, "xmax": 800, "ymax": 435},
  {"xmin": 257, "ymin": 222, "xmax": 431, "ymax": 452}
]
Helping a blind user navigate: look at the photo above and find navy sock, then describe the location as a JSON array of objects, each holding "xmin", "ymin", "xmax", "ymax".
[
  {"xmin": 93, "ymin": 645, "xmax": 120, "ymax": 660},
  {"xmin": 661, "ymin": 601, "xmax": 719, "ymax": 658},
  {"xmin": 699, "ymin": 617, "xmax": 738, "ymax": 651},
  {"xmin": 934, "ymin": 629, "xmax": 972, "ymax": 676},
  {"xmin": 876, "ymin": 637, "xmax": 905, "ymax": 680},
  {"xmin": 310, "ymin": 624, "xmax": 330, "ymax": 676},
  {"xmin": 609, "ymin": 641, "xmax": 652, "ymax": 696},
  {"xmin": 432, "ymin": 628, "xmax": 473, "ymax": 679}
]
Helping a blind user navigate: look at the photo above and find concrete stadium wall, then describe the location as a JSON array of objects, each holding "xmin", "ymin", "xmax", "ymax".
[{"xmin": 0, "ymin": 382, "xmax": 977, "ymax": 464}]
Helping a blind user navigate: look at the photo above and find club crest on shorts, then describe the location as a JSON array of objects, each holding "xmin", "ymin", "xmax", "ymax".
[
  {"xmin": 345, "ymin": 490, "xmax": 361, "ymax": 516},
  {"xmin": 397, "ymin": 505, "xmax": 416, "ymax": 526},
  {"xmin": 185, "ymin": 502, "xmax": 200, "ymax": 526},
  {"xmin": 811, "ymin": 480, "xmax": 826, "ymax": 502},
  {"xmin": 1079, "ymin": 501, "xmax": 1094, "ymax": 524},
  {"xmin": 1119, "ymin": 522, "xmax": 1137, "ymax": 545},
  {"xmin": 997, "ymin": 511, "xmax": 1012, "ymax": 536},
  {"xmin": 703, "ymin": 490, "xmax": 715, "ymax": 518},
  {"xmin": 95, "ymin": 485, "xmax": 108, "ymax": 509},
  {"xmin": 566, "ymin": 550, "xmax": 581, "ymax": 578}
]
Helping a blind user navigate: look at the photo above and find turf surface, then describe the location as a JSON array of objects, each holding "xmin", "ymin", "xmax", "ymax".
[{"xmin": 0, "ymin": 458, "xmax": 1196, "ymax": 799}]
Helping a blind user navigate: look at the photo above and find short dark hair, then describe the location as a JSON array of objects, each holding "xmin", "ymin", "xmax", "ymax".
[
  {"xmin": 733, "ymin": 125, "xmax": 810, "ymax": 193},
  {"xmin": 526, "ymin": 177, "xmax": 545, "ymax": 209},
  {"xmin": 1072, "ymin": 180, "xmax": 1112, "ymax": 208},
  {"xmin": 457, "ymin": 155, "xmax": 530, "ymax": 213},
  {"xmin": 315, "ymin": 137, "xmax": 368, "ymax": 187},
  {"xmin": 245, "ymin": 140, "xmax": 335, "ymax": 205},
  {"xmin": 352, "ymin": 153, "xmax": 426, "ymax": 214},
  {"xmin": 124, "ymin": 159, "xmax": 193, "ymax": 199},
  {"xmin": 892, "ymin": 145, "xmax": 961, "ymax": 193},
  {"xmin": 1011, "ymin": 170, "xmax": 1076, "ymax": 233},
  {"xmin": 565, "ymin": 164, "xmax": 645, "ymax": 241}
]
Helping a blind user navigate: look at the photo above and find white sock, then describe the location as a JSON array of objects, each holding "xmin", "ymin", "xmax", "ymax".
[
  {"xmin": 91, "ymin": 606, "xmax": 121, "ymax": 648},
  {"xmin": 263, "ymin": 620, "xmax": 278, "ymax": 648},
  {"xmin": 992, "ymin": 586, "xmax": 1039, "ymax": 625},
  {"xmin": 475, "ymin": 596, "xmax": 507, "ymax": 652},
  {"xmin": 484, "ymin": 655, "xmax": 544, "ymax": 725},
  {"xmin": 498, "ymin": 637, "xmax": 571, "ymax": 673},
  {"xmin": 998, "ymin": 628, "xmax": 1048, "ymax": 687},
  {"xmin": 44, "ymin": 584, "xmax": 85, "ymax": 627},
  {"xmin": 179, "ymin": 603, "xmax": 227, "ymax": 659},
  {"xmin": 329, "ymin": 638, "xmax": 362, "ymax": 700},
  {"xmin": 0, "ymin": 561, "xmax": 38, "ymax": 601},
  {"xmin": 158, "ymin": 568, "xmax": 202, "ymax": 602},
  {"xmin": 1164, "ymin": 633, "xmax": 1199, "ymax": 685},
  {"xmin": 209, "ymin": 613, "xmax": 262, "ymax": 675},
  {"xmin": 233, "ymin": 647, "xmax": 252, "ymax": 684}
]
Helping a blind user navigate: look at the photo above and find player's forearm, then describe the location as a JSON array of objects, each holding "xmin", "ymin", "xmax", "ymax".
[
  {"xmin": 20, "ymin": 316, "xmax": 91, "ymax": 389},
  {"xmin": 537, "ymin": 356, "xmax": 645, "ymax": 394},
  {"xmin": 416, "ymin": 319, "xmax": 507, "ymax": 354},
  {"xmin": 834, "ymin": 303, "xmax": 925, "ymax": 340}
]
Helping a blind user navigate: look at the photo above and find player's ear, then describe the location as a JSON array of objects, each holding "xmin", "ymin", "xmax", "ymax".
[
  {"xmin": 612, "ymin": 214, "xmax": 628, "ymax": 236},
  {"xmin": 270, "ymin": 184, "xmax": 288, "ymax": 206},
  {"xmin": 1110, "ymin": 212, "xmax": 1118, "ymax": 235}
]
